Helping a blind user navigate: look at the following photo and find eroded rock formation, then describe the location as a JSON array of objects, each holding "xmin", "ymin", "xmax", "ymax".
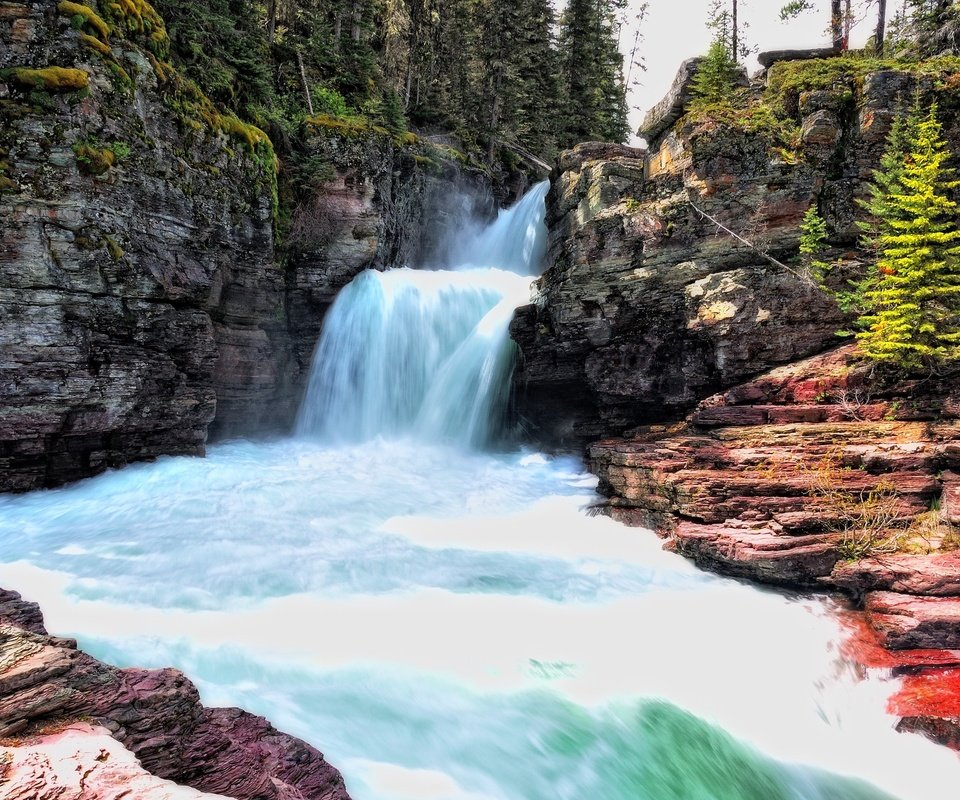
[
  {"xmin": 0, "ymin": 1, "xmax": 497, "ymax": 489},
  {"xmin": 513, "ymin": 56, "xmax": 960, "ymax": 749},
  {"xmin": 0, "ymin": 588, "xmax": 350, "ymax": 799},
  {"xmin": 512, "ymin": 62, "xmax": 960, "ymax": 447}
]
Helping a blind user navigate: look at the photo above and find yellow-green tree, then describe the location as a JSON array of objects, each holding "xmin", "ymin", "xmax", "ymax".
[{"xmin": 856, "ymin": 103, "xmax": 960, "ymax": 370}]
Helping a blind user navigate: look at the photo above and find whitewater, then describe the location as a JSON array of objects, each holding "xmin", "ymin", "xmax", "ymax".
[{"xmin": 1, "ymin": 181, "xmax": 958, "ymax": 800}]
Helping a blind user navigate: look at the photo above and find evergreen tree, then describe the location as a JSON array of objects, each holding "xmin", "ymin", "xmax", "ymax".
[
  {"xmin": 855, "ymin": 103, "xmax": 960, "ymax": 368},
  {"xmin": 557, "ymin": 0, "xmax": 630, "ymax": 147},
  {"xmin": 689, "ymin": 35, "xmax": 738, "ymax": 109}
]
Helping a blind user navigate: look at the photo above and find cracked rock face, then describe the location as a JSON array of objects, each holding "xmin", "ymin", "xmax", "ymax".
[
  {"xmin": 511, "ymin": 69, "xmax": 960, "ymax": 449},
  {"xmin": 0, "ymin": 1, "xmax": 279, "ymax": 490},
  {"xmin": 1, "ymin": 724, "xmax": 230, "ymax": 800}
]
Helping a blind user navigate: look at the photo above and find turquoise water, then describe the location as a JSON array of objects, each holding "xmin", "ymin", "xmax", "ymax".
[{"xmin": 0, "ymin": 438, "xmax": 956, "ymax": 800}]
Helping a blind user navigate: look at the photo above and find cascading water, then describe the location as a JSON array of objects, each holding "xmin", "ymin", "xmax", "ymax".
[
  {"xmin": 1, "ymin": 181, "xmax": 958, "ymax": 800},
  {"xmin": 296, "ymin": 181, "xmax": 550, "ymax": 447}
]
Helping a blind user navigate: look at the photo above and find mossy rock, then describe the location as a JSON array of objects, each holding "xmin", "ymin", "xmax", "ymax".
[
  {"xmin": 100, "ymin": 0, "xmax": 170, "ymax": 60},
  {"xmin": 73, "ymin": 142, "xmax": 115, "ymax": 175},
  {"xmin": 0, "ymin": 67, "xmax": 90, "ymax": 92},
  {"xmin": 79, "ymin": 32, "xmax": 112, "ymax": 56},
  {"xmin": 57, "ymin": 1, "xmax": 111, "ymax": 40}
]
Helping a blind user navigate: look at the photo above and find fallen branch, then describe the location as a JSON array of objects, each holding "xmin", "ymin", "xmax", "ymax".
[{"xmin": 688, "ymin": 199, "xmax": 817, "ymax": 288}]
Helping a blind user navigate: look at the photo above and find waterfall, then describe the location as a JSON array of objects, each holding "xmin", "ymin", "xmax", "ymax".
[
  {"xmin": 452, "ymin": 180, "xmax": 549, "ymax": 275},
  {"xmin": 295, "ymin": 181, "xmax": 550, "ymax": 446}
]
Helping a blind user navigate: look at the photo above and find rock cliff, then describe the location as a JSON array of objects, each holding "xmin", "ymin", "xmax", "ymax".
[
  {"xmin": 512, "ymin": 54, "xmax": 960, "ymax": 749},
  {"xmin": 511, "ymin": 58, "xmax": 960, "ymax": 446},
  {"xmin": 0, "ymin": 587, "xmax": 351, "ymax": 799}
]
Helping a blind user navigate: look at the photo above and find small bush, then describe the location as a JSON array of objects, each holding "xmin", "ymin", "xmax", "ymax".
[{"xmin": 311, "ymin": 86, "xmax": 352, "ymax": 119}]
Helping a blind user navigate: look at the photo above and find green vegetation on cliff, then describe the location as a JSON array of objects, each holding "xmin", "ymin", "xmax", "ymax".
[
  {"xmin": 148, "ymin": 0, "xmax": 631, "ymax": 166},
  {"xmin": 856, "ymin": 103, "xmax": 960, "ymax": 368}
]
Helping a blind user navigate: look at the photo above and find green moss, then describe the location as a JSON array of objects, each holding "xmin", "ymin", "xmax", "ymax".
[
  {"xmin": 79, "ymin": 32, "xmax": 112, "ymax": 56},
  {"xmin": 73, "ymin": 142, "xmax": 115, "ymax": 175},
  {"xmin": 305, "ymin": 113, "xmax": 382, "ymax": 137},
  {"xmin": 104, "ymin": 236, "xmax": 124, "ymax": 260},
  {"xmin": 57, "ymin": 1, "xmax": 111, "ymax": 40},
  {"xmin": 101, "ymin": 0, "xmax": 169, "ymax": 59},
  {"xmin": 108, "ymin": 61, "xmax": 133, "ymax": 91},
  {"xmin": 1, "ymin": 66, "xmax": 90, "ymax": 92},
  {"xmin": 766, "ymin": 54, "xmax": 960, "ymax": 116},
  {"xmin": 0, "ymin": 176, "xmax": 17, "ymax": 192}
]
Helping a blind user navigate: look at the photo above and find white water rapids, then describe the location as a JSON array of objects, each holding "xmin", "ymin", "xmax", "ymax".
[{"xmin": 1, "ymin": 182, "xmax": 958, "ymax": 800}]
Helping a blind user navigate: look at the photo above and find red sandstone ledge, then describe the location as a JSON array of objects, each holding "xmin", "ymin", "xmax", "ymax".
[{"xmin": 591, "ymin": 345, "xmax": 960, "ymax": 751}]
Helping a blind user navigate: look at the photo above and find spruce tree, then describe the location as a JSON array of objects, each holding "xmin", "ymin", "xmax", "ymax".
[
  {"xmin": 689, "ymin": 35, "xmax": 738, "ymax": 109},
  {"xmin": 856, "ymin": 103, "xmax": 960, "ymax": 369},
  {"xmin": 557, "ymin": 0, "xmax": 630, "ymax": 147}
]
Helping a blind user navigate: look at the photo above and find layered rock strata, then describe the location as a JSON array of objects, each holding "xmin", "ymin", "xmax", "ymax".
[
  {"xmin": 512, "ymin": 63, "xmax": 960, "ymax": 447},
  {"xmin": 0, "ymin": 1, "xmax": 496, "ymax": 488},
  {"xmin": 0, "ymin": 587, "xmax": 350, "ymax": 799},
  {"xmin": 0, "ymin": 0, "xmax": 279, "ymax": 488}
]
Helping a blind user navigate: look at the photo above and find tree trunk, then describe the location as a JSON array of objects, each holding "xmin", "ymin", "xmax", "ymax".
[
  {"xmin": 296, "ymin": 50, "xmax": 314, "ymax": 115},
  {"xmin": 831, "ymin": 0, "xmax": 844, "ymax": 50},
  {"xmin": 351, "ymin": 0, "xmax": 362, "ymax": 42},
  {"xmin": 843, "ymin": 0, "xmax": 852, "ymax": 48},
  {"xmin": 267, "ymin": 0, "xmax": 277, "ymax": 44},
  {"xmin": 732, "ymin": 0, "xmax": 738, "ymax": 61},
  {"xmin": 875, "ymin": 0, "xmax": 888, "ymax": 55}
]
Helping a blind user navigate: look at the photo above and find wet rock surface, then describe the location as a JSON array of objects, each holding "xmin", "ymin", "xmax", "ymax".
[
  {"xmin": 0, "ymin": 2, "xmax": 495, "ymax": 488},
  {"xmin": 512, "ymin": 63, "xmax": 960, "ymax": 449},
  {"xmin": 0, "ymin": 588, "xmax": 350, "ymax": 800}
]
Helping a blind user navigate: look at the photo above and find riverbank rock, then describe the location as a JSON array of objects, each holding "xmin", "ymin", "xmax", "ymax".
[
  {"xmin": 0, "ymin": 1, "xmax": 279, "ymax": 489},
  {"xmin": 1, "ymin": 724, "xmax": 229, "ymax": 800},
  {"xmin": 589, "ymin": 344, "xmax": 960, "ymax": 747},
  {"xmin": 0, "ymin": 589, "xmax": 351, "ymax": 800}
]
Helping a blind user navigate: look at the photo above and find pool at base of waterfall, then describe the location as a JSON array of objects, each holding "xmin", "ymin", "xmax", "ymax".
[{"xmin": 1, "ymin": 437, "xmax": 958, "ymax": 800}]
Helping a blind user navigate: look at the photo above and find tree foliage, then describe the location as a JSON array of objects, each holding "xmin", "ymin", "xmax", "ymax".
[
  {"xmin": 150, "ymin": 0, "xmax": 631, "ymax": 166},
  {"xmin": 689, "ymin": 35, "xmax": 739, "ymax": 109},
  {"xmin": 854, "ymin": 102, "xmax": 960, "ymax": 368}
]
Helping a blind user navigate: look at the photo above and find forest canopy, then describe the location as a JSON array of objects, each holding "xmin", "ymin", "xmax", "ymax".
[{"xmin": 151, "ymin": 0, "xmax": 632, "ymax": 165}]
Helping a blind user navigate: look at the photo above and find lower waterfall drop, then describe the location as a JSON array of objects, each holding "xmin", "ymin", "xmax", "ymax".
[{"xmin": 296, "ymin": 181, "xmax": 550, "ymax": 447}]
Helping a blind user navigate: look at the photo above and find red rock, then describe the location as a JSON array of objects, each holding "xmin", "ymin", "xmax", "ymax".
[
  {"xmin": 671, "ymin": 520, "xmax": 839, "ymax": 586},
  {"xmin": 832, "ymin": 554, "xmax": 960, "ymax": 597},
  {"xmin": 865, "ymin": 592, "xmax": 960, "ymax": 650},
  {"xmin": 838, "ymin": 613, "xmax": 960, "ymax": 670},
  {"xmin": 0, "ymin": 724, "xmax": 226, "ymax": 799},
  {"xmin": 0, "ymin": 593, "xmax": 351, "ymax": 800},
  {"xmin": 940, "ymin": 471, "xmax": 960, "ymax": 526}
]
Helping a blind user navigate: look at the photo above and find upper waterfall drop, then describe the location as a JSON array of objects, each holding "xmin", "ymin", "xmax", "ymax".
[
  {"xmin": 450, "ymin": 180, "xmax": 550, "ymax": 274},
  {"xmin": 295, "ymin": 181, "xmax": 550, "ymax": 447}
]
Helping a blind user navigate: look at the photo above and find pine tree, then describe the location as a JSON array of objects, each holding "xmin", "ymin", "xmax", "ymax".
[
  {"xmin": 855, "ymin": 103, "xmax": 960, "ymax": 369},
  {"xmin": 689, "ymin": 35, "xmax": 738, "ymax": 109},
  {"xmin": 557, "ymin": 0, "xmax": 630, "ymax": 147}
]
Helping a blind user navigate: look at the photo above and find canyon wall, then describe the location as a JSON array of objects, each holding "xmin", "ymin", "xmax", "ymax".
[
  {"xmin": 511, "ymin": 61, "xmax": 960, "ymax": 446},
  {"xmin": 511, "ymin": 55, "xmax": 960, "ymax": 749}
]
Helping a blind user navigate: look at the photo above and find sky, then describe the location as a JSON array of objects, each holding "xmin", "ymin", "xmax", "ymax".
[{"xmin": 621, "ymin": 0, "xmax": 876, "ymax": 143}]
